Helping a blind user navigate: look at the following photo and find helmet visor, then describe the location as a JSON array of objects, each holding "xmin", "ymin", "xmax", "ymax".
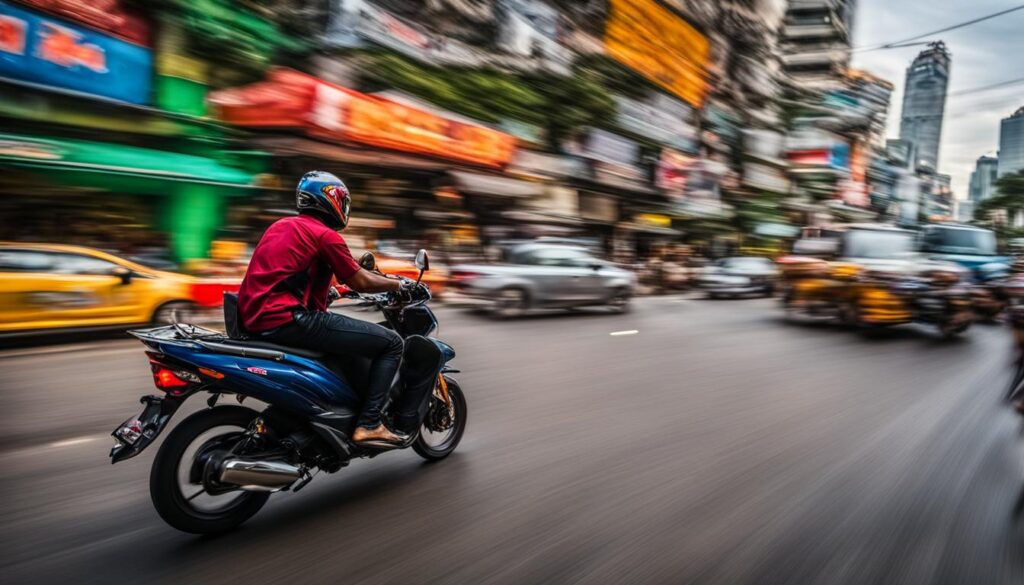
[{"xmin": 322, "ymin": 185, "xmax": 351, "ymax": 224}]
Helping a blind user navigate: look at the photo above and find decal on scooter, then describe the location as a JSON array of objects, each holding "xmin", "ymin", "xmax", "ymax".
[{"xmin": 246, "ymin": 366, "xmax": 268, "ymax": 376}]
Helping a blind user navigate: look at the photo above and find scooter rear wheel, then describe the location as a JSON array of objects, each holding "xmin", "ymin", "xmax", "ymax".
[{"xmin": 150, "ymin": 406, "xmax": 270, "ymax": 534}]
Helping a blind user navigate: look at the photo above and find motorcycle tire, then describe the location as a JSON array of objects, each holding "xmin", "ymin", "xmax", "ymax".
[
  {"xmin": 413, "ymin": 377, "xmax": 467, "ymax": 461},
  {"xmin": 150, "ymin": 406, "xmax": 270, "ymax": 534}
]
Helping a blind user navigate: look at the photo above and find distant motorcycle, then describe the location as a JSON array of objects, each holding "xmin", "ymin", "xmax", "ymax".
[{"xmin": 109, "ymin": 250, "xmax": 467, "ymax": 534}]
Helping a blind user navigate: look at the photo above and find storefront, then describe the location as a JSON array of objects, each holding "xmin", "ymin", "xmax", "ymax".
[
  {"xmin": 0, "ymin": 1, "xmax": 265, "ymax": 265},
  {"xmin": 0, "ymin": 133, "xmax": 259, "ymax": 263}
]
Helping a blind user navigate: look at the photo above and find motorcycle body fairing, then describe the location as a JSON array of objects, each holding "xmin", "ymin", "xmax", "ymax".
[
  {"xmin": 111, "ymin": 322, "xmax": 457, "ymax": 463},
  {"xmin": 155, "ymin": 338, "xmax": 363, "ymax": 417}
]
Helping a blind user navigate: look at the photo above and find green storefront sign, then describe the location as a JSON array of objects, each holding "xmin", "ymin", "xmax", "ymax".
[{"xmin": 0, "ymin": 133, "xmax": 260, "ymax": 261}]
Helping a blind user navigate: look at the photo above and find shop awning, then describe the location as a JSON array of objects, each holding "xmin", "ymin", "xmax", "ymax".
[
  {"xmin": 247, "ymin": 136, "xmax": 450, "ymax": 171},
  {"xmin": 0, "ymin": 133, "xmax": 257, "ymax": 190},
  {"xmin": 619, "ymin": 222, "xmax": 682, "ymax": 237},
  {"xmin": 449, "ymin": 171, "xmax": 544, "ymax": 198}
]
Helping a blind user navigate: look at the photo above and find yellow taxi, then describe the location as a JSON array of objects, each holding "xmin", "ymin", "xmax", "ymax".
[{"xmin": 0, "ymin": 242, "xmax": 196, "ymax": 335}]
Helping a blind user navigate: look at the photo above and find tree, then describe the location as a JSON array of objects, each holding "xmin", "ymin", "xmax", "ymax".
[{"xmin": 975, "ymin": 170, "xmax": 1024, "ymax": 220}]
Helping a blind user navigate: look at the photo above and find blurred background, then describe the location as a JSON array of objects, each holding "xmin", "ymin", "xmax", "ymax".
[{"xmin": 1, "ymin": 1, "xmax": 1024, "ymax": 583}]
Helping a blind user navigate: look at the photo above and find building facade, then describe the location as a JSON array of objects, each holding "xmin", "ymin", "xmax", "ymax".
[
  {"xmin": 998, "ymin": 106, "xmax": 1024, "ymax": 178},
  {"xmin": 968, "ymin": 155, "xmax": 999, "ymax": 202},
  {"xmin": 779, "ymin": 0, "xmax": 856, "ymax": 90},
  {"xmin": 897, "ymin": 41, "xmax": 950, "ymax": 173}
]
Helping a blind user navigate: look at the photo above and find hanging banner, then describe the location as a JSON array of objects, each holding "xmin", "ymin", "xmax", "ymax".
[
  {"xmin": 657, "ymin": 148, "xmax": 692, "ymax": 200},
  {"xmin": 615, "ymin": 93, "xmax": 698, "ymax": 153},
  {"xmin": 0, "ymin": 1, "xmax": 152, "ymax": 104},
  {"xmin": 605, "ymin": 0, "xmax": 710, "ymax": 107},
  {"xmin": 210, "ymin": 68, "xmax": 517, "ymax": 168}
]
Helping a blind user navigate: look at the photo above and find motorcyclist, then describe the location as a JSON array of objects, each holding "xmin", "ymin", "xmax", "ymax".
[{"xmin": 238, "ymin": 171, "xmax": 417, "ymax": 447}]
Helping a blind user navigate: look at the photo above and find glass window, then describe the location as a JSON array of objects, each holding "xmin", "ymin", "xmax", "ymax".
[
  {"xmin": 0, "ymin": 249, "xmax": 56, "ymax": 272},
  {"xmin": 844, "ymin": 230, "xmax": 915, "ymax": 259},
  {"xmin": 50, "ymin": 253, "xmax": 119, "ymax": 275},
  {"xmin": 522, "ymin": 247, "xmax": 594, "ymax": 267},
  {"xmin": 921, "ymin": 227, "xmax": 996, "ymax": 255}
]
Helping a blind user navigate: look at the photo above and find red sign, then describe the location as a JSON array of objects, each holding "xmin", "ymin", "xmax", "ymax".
[
  {"xmin": 210, "ymin": 68, "xmax": 517, "ymax": 168},
  {"xmin": 36, "ymin": 21, "xmax": 106, "ymax": 72},
  {"xmin": 787, "ymin": 149, "xmax": 831, "ymax": 166},
  {"xmin": 17, "ymin": 0, "xmax": 150, "ymax": 46},
  {"xmin": 0, "ymin": 14, "xmax": 26, "ymax": 54}
]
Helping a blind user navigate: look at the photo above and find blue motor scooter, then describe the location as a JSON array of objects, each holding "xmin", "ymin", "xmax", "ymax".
[{"xmin": 109, "ymin": 250, "xmax": 466, "ymax": 534}]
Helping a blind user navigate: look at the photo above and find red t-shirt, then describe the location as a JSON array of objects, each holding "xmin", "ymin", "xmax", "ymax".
[{"xmin": 238, "ymin": 214, "xmax": 361, "ymax": 333}]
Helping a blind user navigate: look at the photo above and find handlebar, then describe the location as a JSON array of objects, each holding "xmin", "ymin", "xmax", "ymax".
[{"xmin": 337, "ymin": 284, "xmax": 432, "ymax": 310}]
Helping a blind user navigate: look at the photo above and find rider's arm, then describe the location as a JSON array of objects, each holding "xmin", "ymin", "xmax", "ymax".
[
  {"xmin": 319, "ymin": 231, "xmax": 401, "ymax": 294},
  {"xmin": 345, "ymin": 268, "xmax": 402, "ymax": 293}
]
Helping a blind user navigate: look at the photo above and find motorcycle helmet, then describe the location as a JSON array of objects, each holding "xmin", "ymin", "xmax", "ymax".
[{"xmin": 296, "ymin": 171, "xmax": 351, "ymax": 229}]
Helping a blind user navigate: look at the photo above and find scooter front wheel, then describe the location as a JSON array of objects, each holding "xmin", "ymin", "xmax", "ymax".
[
  {"xmin": 413, "ymin": 377, "xmax": 467, "ymax": 461},
  {"xmin": 150, "ymin": 406, "xmax": 270, "ymax": 534}
]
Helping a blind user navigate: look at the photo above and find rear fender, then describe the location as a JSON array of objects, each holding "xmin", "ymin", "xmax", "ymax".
[{"xmin": 110, "ymin": 394, "xmax": 184, "ymax": 464}]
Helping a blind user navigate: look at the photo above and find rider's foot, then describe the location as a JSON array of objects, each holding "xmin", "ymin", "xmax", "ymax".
[{"xmin": 352, "ymin": 424, "xmax": 407, "ymax": 447}]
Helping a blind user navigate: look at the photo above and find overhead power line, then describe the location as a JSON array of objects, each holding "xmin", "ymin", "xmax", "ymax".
[
  {"xmin": 948, "ymin": 76, "xmax": 1024, "ymax": 97},
  {"xmin": 854, "ymin": 4, "xmax": 1024, "ymax": 52}
]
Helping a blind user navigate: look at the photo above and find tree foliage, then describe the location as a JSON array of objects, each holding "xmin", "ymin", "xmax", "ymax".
[
  {"xmin": 359, "ymin": 51, "xmax": 616, "ymax": 150},
  {"xmin": 975, "ymin": 171, "xmax": 1024, "ymax": 220}
]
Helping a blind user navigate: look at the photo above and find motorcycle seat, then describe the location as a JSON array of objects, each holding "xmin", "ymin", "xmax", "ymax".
[{"xmin": 222, "ymin": 339, "xmax": 325, "ymax": 360}]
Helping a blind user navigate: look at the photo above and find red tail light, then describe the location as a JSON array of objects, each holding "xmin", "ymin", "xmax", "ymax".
[
  {"xmin": 153, "ymin": 366, "xmax": 190, "ymax": 390},
  {"xmin": 147, "ymin": 352, "xmax": 200, "ymax": 394}
]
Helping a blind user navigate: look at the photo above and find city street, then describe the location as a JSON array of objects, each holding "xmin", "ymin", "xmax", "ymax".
[{"xmin": 2, "ymin": 297, "xmax": 1023, "ymax": 584}]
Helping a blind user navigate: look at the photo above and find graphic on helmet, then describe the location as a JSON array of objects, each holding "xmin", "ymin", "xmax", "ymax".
[{"xmin": 296, "ymin": 171, "xmax": 351, "ymax": 229}]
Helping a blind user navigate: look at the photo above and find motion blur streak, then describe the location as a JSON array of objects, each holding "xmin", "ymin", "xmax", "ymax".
[{"xmin": 2, "ymin": 299, "xmax": 1022, "ymax": 584}]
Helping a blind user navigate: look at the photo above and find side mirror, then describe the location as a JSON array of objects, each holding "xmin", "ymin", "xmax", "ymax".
[
  {"xmin": 414, "ymin": 249, "xmax": 429, "ymax": 271},
  {"xmin": 359, "ymin": 252, "xmax": 377, "ymax": 271},
  {"xmin": 111, "ymin": 266, "xmax": 132, "ymax": 285}
]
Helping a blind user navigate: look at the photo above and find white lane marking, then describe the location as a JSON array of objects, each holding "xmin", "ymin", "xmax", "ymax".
[
  {"xmin": 609, "ymin": 330, "xmax": 639, "ymax": 336},
  {"xmin": 0, "ymin": 344, "xmax": 137, "ymax": 360},
  {"xmin": 50, "ymin": 436, "xmax": 102, "ymax": 448}
]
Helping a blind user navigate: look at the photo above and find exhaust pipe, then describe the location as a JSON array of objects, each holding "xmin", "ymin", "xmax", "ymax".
[{"xmin": 218, "ymin": 458, "xmax": 304, "ymax": 492}]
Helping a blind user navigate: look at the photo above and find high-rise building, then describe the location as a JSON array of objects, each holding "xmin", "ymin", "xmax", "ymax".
[
  {"xmin": 845, "ymin": 69, "xmax": 893, "ymax": 149},
  {"xmin": 780, "ymin": 0, "xmax": 856, "ymax": 89},
  {"xmin": 998, "ymin": 106, "xmax": 1024, "ymax": 177},
  {"xmin": 898, "ymin": 41, "xmax": 950, "ymax": 173},
  {"xmin": 968, "ymin": 155, "xmax": 999, "ymax": 202}
]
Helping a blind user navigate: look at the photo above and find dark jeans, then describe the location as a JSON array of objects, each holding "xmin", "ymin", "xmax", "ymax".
[{"xmin": 265, "ymin": 310, "xmax": 403, "ymax": 429}]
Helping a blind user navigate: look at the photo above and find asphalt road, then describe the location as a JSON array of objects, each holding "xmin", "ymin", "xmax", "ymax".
[{"xmin": 2, "ymin": 297, "xmax": 1023, "ymax": 585}]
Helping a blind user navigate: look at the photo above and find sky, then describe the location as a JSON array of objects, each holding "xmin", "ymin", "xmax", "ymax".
[{"xmin": 849, "ymin": 0, "xmax": 1024, "ymax": 199}]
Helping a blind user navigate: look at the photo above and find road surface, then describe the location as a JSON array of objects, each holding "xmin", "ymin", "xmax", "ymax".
[{"xmin": 2, "ymin": 297, "xmax": 1022, "ymax": 584}]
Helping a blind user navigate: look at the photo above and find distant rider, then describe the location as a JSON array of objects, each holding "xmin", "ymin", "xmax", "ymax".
[{"xmin": 238, "ymin": 171, "xmax": 415, "ymax": 447}]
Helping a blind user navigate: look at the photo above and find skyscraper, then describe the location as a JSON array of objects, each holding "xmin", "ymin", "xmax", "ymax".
[
  {"xmin": 968, "ymin": 155, "xmax": 999, "ymax": 202},
  {"xmin": 998, "ymin": 107, "xmax": 1024, "ymax": 178},
  {"xmin": 898, "ymin": 41, "xmax": 950, "ymax": 172}
]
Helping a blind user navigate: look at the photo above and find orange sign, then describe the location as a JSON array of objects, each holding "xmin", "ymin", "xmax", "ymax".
[
  {"xmin": 312, "ymin": 83, "xmax": 516, "ymax": 167},
  {"xmin": 211, "ymin": 68, "xmax": 517, "ymax": 168},
  {"xmin": 605, "ymin": 0, "xmax": 710, "ymax": 107}
]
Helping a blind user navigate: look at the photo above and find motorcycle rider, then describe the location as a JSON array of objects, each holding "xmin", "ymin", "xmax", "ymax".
[{"xmin": 238, "ymin": 171, "xmax": 416, "ymax": 447}]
